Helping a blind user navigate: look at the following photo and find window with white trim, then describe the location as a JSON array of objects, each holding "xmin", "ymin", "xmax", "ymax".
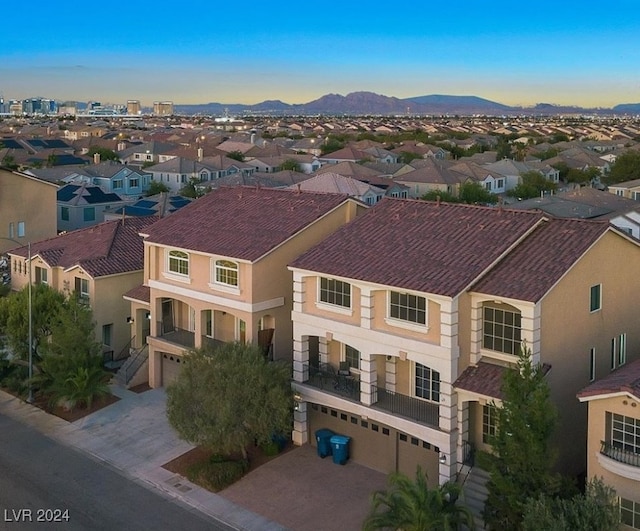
[
  {"xmin": 35, "ymin": 266, "xmax": 47, "ymax": 285},
  {"xmin": 415, "ymin": 363, "xmax": 440, "ymax": 402},
  {"xmin": 619, "ymin": 333, "xmax": 627, "ymax": 366},
  {"xmin": 214, "ymin": 260, "xmax": 238, "ymax": 287},
  {"xmin": 344, "ymin": 345, "xmax": 360, "ymax": 370},
  {"xmin": 590, "ymin": 284, "xmax": 602, "ymax": 312},
  {"xmin": 390, "ymin": 291, "xmax": 426, "ymax": 325},
  {"xmin": 75, "ymin": 277, "xmax": 89, "ymax": 299},
  {"xmin": 482, "ymin": 404, "xmax": 498, "ymax": 444},
  {"xmin": 482, "ymin": 304, "xmax": 521, "ymax": 355},
  {"xmin": 611, "ymin": 337, "xmax": 617, "ymax": 371},
  {"xmin": 589, "ymin": 347, "xmax": 596, "ymax": 382},
  {"xmin": 620, "ymin": 497, "xmax": 640, "ymax": 529},
  {"xmin": 168, "ymin": 250, "xmax": 189, "ymax": 277},
  {"xmin": 611, "ymin": 412, "xmax": 640, "ymax": 455},
  {"xmin": 319, "ymin": 277, "xmax": 351, "ymax": 308}
]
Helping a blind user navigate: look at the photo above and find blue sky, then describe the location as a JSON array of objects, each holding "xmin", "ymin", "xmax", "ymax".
[{"xmin": 2, "ymin": 1, "xmax": 640, "ymax": 108}]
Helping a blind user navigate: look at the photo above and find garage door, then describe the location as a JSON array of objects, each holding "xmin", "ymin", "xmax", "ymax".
[
  {"xmin": 308, "ymin": 403, "xmax": 439, "ymax": 485},
  {"xmin": 161, "ymin": 352, "xmax": 183, "ymax": 386}
]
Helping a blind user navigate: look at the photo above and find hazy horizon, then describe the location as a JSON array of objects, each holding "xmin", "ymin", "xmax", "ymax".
[{"xmin": 3, "ymin": 1, "xmax": 639, "ymax": 108}]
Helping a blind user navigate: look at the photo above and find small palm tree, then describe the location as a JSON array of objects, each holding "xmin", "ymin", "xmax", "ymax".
[{"xmin": 363, "ymin": 466, "xmax": 475, "ymax": 531}]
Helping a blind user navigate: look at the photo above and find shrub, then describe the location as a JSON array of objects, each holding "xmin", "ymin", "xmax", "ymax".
[{"xmin": 186, "ymin": 455, "xmax": 249, "ymax": 492}]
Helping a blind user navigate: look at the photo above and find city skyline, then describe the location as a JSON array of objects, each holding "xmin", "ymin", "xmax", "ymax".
[{"xmin": 2, "ymin": 1, "xmax": 640, "ymax": 108}]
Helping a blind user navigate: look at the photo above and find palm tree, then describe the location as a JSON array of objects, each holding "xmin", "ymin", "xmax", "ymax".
[{"xmin": 363, "ymin": 466, "xmax": 475, "ymax": 531}]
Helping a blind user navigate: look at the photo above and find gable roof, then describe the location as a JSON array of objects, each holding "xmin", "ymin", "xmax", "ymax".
[
  {"xmin": 288, "ymin": 173, "xmax": 385, "ymax": 197},
  {"xmin": 578, "ymin": 358, "xmax": 640, "ymax": 401},
  {"xmin": 8, "ymin": 217, "xmax": 156, "ymax": 278},
  {"xmin": 290, "ymin": 199, "xmax": 545, "ymax": 296},
  {"xmin": 471, "ymin": 217, "xmax": 610, "ymax": 302},
  {"xmin": 141, "ymin": 186, "xmax": 353, "ymax": 262}
]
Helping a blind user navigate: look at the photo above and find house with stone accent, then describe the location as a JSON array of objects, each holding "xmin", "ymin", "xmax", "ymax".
[
  {"xmin": 127, "ymin": 186, "xmax": 366, "ymax": 388},
  {"xmin": 289, "ymin": 197, "xmax": 640, "ymax": 486}
]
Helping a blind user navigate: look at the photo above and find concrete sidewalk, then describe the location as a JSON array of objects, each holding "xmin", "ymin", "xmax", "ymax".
[{"xmin": 0, "ymin": 386, "xmax": 286, "ymax": 531}]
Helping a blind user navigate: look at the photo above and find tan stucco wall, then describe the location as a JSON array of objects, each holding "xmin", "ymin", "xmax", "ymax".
[
  {"xmin": 541, "ymin": 231, "xmax": 640, "ymax": 476},
  {"xmin": 0, "ymin": 170, "xmax": 57, "ymax": 253},
  {"xmin": 456, "ymin": 292, "xmax": 472, "ymax": 373}
]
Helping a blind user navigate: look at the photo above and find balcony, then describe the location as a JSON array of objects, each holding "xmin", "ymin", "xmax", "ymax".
[
  {"xmin": 600, "ymin": 440, "xmax": 640, "ymax": 468},
  {"xmin": 156, "ymin": 322, "xmax": 194, "ymax": 349},
  {"xmin": 371, "ymin": 385, "xmax": 439, "ymax": 428},
  {"xmin": 303, "ymin": 363, "xmax": 360, "ymax": 401}
]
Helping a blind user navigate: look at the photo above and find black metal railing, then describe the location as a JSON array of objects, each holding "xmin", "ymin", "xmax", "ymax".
[
  {"xmin": 156, "ymin": 322, "xmax": 195, "ymax": 348},
  {"xmin": 600, "ymin": 440, "xmax": 640, "ymax": 468},
  {"xmin": 371, "ymin": 385, "xmax": 440, "ymax": 428},
  {"xmin": 302, "ymin": 363, "xmax": 360, "ymax": 401},
  {"xmin": 121, "ymin": 345, "xmax": 149, "ymax": 385}
]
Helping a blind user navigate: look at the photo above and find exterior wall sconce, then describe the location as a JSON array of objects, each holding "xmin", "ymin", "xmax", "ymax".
[
  {"xmin": 439, "ymin": 454, "xmax": 447, "ymax": 464},
  {"xmin": 293, "ymin": 393, "xmax": 302, "ymax": 401},
  {"xmin": 294, "ymin": 401, "xmax": 300, "ymax": 411},
  {"xmin": 126, "ymin": 316, "xmax": 134, "ymax": 324}
]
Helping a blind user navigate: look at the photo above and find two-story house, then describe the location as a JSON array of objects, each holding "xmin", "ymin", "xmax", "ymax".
[
  {"xmin": 127, "ymin": 186, "xmax": 366, "ymax": 388},
  {"xmin": 62, "ymin": 161, "xmax": 151, "ymax": 199},
  {"xmin": 57, "ymin": 183, "xmax": 128, "ymax": 232},
  {"xmin": 8, "ymin": 217, "xmax": 156, "ymax": 364},
  {"xmin": 578, "ymin": 359, "xmax": 640, "ymax": 531},
  {"xmin": 289, "ymin": 198, "xmax": 640, "ymax": 486}
]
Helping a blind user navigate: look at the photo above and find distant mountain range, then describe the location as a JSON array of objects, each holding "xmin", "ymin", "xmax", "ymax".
[{"xmin": 172, "ymin": 91, "xmax": 640, "ymax": 117}]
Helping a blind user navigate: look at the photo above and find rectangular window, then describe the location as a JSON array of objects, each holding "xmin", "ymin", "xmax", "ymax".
[
  {"xmin": 611, "ymin": 337, "xmax": 617, "ymax": 371},
  {"xmin": 129, "ymin": 178, "xmax": 139, "ymax": 188},
  {"xmin": 590, "ymin": 284, "xmax": 602, "ymax": 312},
  {"xmin": 415, "ymin": 363, "xmax": 440, "ymax": 402},
  {"xmin": 485, "ymin": 182, "xmax": 492, "ymax": 191},
  {"xmin": 17, "ymin": 221, "xmax": 25, "ymax": 237},
  {"xmin": 620, "ymin": 497, "xmax": 640, "ymax": 529},
  {"xmin": 204, "ymin": 309, "xmax": 213, "ymax": 337},
  {"xmin": 83, "ymin": 207, "xmax": 96, "ymax": 222},
  {"xmin": 482, "ymin": 404, "xmax": 498, "ymax": 444},
  {"xmin": 589, "ymin": 348, "xmax": 596, "ymax": 382},
  {"xmin": 75, "ymin": 277, "xmax": 89, "ymax": 300},
  {"xmin": 168, "ymin": 250, "xmax": 189, "ymax": 276},
  {"xmin": 102, "ymin": 324, "xmax": 113, "ymax": 347},
  {"xmin": 611, "ymin": 413, "xmax": 640, "ymax": 455},
  {"xmin": 497, "ymin": 179, "xmax": 504, "ymax": 188},
  {"xmin": 113, "ymin": 179, "xmax": 123, "ymax": 189},
  {"xmin": 345, "ymin": 345, "xmax": 360, "ymax": 370},
  {"xmin": 35, "ymin": 266, "xmax": 48, "ymax": 285},
  {"xmin": 60, "ymin": 206, "xmax": 69, "ymax": 221},
  {"xmin": 483, "ymin": 305, "xmax": 522, "ymax": 355},
  {"xmin": 619, "ymin": 333, "xmax": 627, "ymax": 366},
  {"xmin": 390, "ymin": 291, "xmax": 426, "ymax": 325},
  {"xmin": 8, "ymin": 222, "xmax": 14, "ymax": 239},
  {"xmin": 215, "ymin": 260, "xmax": 238, "ymax": 287},
  {"xmin": 319, "ymin": 277, "xmax": 351, "ymax": 308}
]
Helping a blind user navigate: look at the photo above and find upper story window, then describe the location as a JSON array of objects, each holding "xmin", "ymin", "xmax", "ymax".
[
  {"xmin": 483, "ymin": 304, "xmax": 521, "ymax": 355},
  {"xmin": 610, "ymin": 412, "xmax": 640, "ymax": 456},
  {"xmin": 389, "ymin": 291, "xmax": 426, "ymax": 325},
  {"xmin": 415, "ymin": 363, "xmax": 440, "ymax": 402},
  {"xmin": 83, "ymin": 207, "xmax": 95, "ymax": 222},
  {"xmin": 75, "ymin": 277, "xmax": 89, "ymax": 299},
  {"xmin": 344, "ymin": 345, "xmax": 360, "ymax": 370},
  {"xmin": 590, "ymin": 284, "xmax": 602, "ymax": 312},
  {"xmin": 113, "ymin": 179, "xmax": 123, "ymax": 189},
  {"xmin": 214, "ymin": 260, "xmax": 238, "ymax": 287},
  {"xmin": 168, "ymin": 250, "xmax": 189, "ymax": 277},
  {"xmin": 129, "ymin": 178, "xmax": 139, "ymax": 188},
  {"xmin": 60, "ymin": 206, "xmax": 69, "ymax": 221},
  {"xmin": 319, "ymin": 277, "xmax": 351, "ymax": 308},
  {"xmin": 17, "ymin": 221, "xmax": 25, "ymax": 238},
  {"xmin": 35, "ymin": 266, "xmax": 48, "ymax": 285}
]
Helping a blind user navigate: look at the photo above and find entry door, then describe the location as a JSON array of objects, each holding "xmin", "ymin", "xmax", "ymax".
[{"xmin": 161, "ymin": 299, "xmax": 174, "ymax": 333}]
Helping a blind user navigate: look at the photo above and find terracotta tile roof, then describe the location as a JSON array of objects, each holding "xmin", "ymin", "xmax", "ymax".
[
  {"xmin": 471, "ymin": 217, "xmax": 610, "ymax": 302},
  {"xmin": 124, "ymin": 284, "xmax": 150, "ymax": 304},
  {"xmin": 454, "ymin": 362, "xmax": 508, "ymax": 400},
  {"xmin": 141, "ymin": 186, "xmax": 351, "ymax": 261},
  {"xmin": 290, "ymin": 199, "xmax": 545, "ymax": 296},
  {"xmin": 578, "ymin": 358, "xmax": 640, "ymax": 401},
  {"xmin": 8, "ymin": 217, "xmax": 156, "ymax": 278},
  {"xmin": 288, "ymin": 173, "xmax": 385, "ymax": 197}
]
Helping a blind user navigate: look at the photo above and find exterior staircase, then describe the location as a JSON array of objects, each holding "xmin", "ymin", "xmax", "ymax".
[
  {"xmin": 114, "ymin": 344, "xmax": 149, "ymax": 387},
  {"xmin": 461, "ymin": 466, "xmax": 490, "ymax": 530}
]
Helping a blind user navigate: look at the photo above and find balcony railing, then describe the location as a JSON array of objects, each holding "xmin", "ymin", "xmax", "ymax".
[
  {"xmin": 302, "ymin": 363, "xmax": 360, "ymax": 401},
  {"xmin": 156, "ymin": 322, "xmax": 195, "ymax": 349},
  {"xmin": 201, "ymin": 335, "xmax": 226, "ymax": 351},
  {"xmin": 601, "ymin": 440, "xmax": 640, "ymax": 468},
  {"xmin": 371, "ymin": 385, "xmax": 439, "ymax": 428}
]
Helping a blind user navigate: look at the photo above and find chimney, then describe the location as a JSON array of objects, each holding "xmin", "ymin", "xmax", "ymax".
[
  {"xmin": 93, "ymin": 153, "xmax": 100, "ymax": 164},
  {"xmin": 197, "ymin": 147, "xmax": 203, "ymax": 162}
]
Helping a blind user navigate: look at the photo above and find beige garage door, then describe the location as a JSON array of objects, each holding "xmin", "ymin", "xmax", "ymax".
[
  {"xmin": 308, "ymin": 403, "xmax": 439, "ymax": 485},
  {"xmin": 161, "ymin": 352, "xmax": 183, "ymax": 386}
]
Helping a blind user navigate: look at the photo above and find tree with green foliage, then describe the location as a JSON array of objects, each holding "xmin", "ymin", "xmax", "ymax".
[
  {"xmin": 604, "ymin": 150, "xmax": 640, "ymax": 185},
  {"xmin": 495, "ymin": 136, "xmax": 513, "ymax": 160},
  {"xmin": 459, "ymin": 182, "xmax": 499, "ymax": 204},
  {"xmin": 226, "ymin": 150, "xmax": 245, "ymax": 162},
  {"xmin": 566, "ymin": 166, "xmax": 601, "ymax": 185},
  {"xmin": 507, "ymin": 170, "xmax": 557, "ymax": 200},
  {"xmin": 399, "ymin": 151, "xmax": 423, "ymax": 164},
  {"xmin": 522, "ymin": 477, "xmax": 619, "ymax": 531},
  {"xmin": 145, "ymin": 180, "xmax": 170, "ymax": 196},
  {"xmin": 320, "ymin": 136, "xmax": 346, "ymax": 156},
  {"xmin": 363, "ymin": 466, "xmax": 475, "ymax": 531},
  {"xmin": 280, "ymin": 159, "xmax": 300, "ymax": 172},
  {"xmin": 179, "ymin": 178, "xmax": 205, "ymax": 199},
  {"xmin": 87, "ymin": 145, "xmax": 119, "ymax": 161},
  {"xmin": 420, "ymin": 190, "xmax": 461, "ymax": 203},
  {"xmin": 167, "ymin": 342, "xmax": 293, "ymax": 461},
  {"xmin": 483, "ymin": 345, "xmax": 561, "ymax": 530}
]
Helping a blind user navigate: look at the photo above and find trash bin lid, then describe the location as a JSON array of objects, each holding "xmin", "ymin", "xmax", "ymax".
[
  {"xmin": 329, "ymin": 435, "xmax": 351, "ymax": 444},
  {"xmin": 315, "ymin": 428, "xmax": 335, "ymax": 437}
]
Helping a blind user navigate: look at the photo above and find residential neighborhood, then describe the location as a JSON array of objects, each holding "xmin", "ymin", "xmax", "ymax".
[{"xmin": 3, "ymin": 110, "xmax": 640, "ymax": 530}]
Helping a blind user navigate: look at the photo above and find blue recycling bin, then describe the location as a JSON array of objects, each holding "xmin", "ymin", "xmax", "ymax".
[
  {"xmin": 315, "ymin": 429, "xmax": 335, "ymax": 458},
  {"xmin": 330, "ymin": 434, "xmax": 351, "ymax": 465}
]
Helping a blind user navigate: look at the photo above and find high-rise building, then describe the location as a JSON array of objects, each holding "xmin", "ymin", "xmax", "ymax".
[
  {"xmin": 127, "ymin": 100, "xmax": 141, "ymax": 115},
  {"xmin": 153, "ymin": 101, "xmax": 174, "ymax": 116}
]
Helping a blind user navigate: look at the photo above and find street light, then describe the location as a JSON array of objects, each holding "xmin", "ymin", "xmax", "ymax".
[{"xmin": 1, "ymin": 238, "xmax": 33, "ymax": 403}]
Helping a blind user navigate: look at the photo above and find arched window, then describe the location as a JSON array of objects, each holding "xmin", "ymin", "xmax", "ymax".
[
  {"xmin": 215, "ymin": 260, "xmax": 238, "ymax": 287},
  {"xmin": 168, "ymin": 250, "xmax": 189, "ymax": 276}
]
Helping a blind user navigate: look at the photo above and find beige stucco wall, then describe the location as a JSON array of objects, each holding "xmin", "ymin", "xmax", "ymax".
[
  {"xmin": 0, "ymin": 170, "xmax": 57, "ymax": 253},
  {"xmin": 541, "ymin": 231, "xmax": 640, "ymax": 476}
]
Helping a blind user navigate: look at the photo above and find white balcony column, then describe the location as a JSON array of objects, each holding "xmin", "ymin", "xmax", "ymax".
[
  {"xmin": 360, "ymin": 288, "xmax": 374, "ymax": 330},
  {"xmin": 457, "ymin": 400, "xmax": 470, "ymax": 471},
  {"xmin": 292, "ymin": 273, "xmax": 306, "ymax": 314},
  {"xmin": 385, "ymin": 355, "xmax": 397, "ymax": 393},
  {"xmin": 292, "ymin": 400, "xmax": 308, "ymax": 446},
  {"xmin": 359, "ymin": 355, "xmax": 377, "ymax": 406},
  {"xmin": 469, "ymin": 302, "xmax": 483, "ymax": 365},
  {"xmin": 150, "ymin": 297, "xmax": 163, "ymax": 337},
  {"xmin": 193, "ymin": 307, "xmax": 203, "ymax": 349},
  {"xmin": 521, "ymin": 302, "xmax": 541, "ymax": 365},
  {"xmin": 292, "ymin": 335, "xmax": 310, "ymax": 383},
  {"xmin": 438, "ymin": 433, "xmax": 457, "ymax": 485},
  {"xmin": 318, "ymin": 336, "xmax": 329, "ymax": 365}
]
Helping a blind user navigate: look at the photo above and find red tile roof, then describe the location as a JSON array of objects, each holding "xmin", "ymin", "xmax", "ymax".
[
  {"xmin": 141, "ymin": 186, "xmax": 351, "ymax": 261},
  {"xmin": 454, "ymin": 362, "xmax": 508, "ymax": 400},
  {"xmin": 124, "ymin": 284, "xmax": 150, "ymax": 304},
  {"xmin": 8, "ymin": 217, "xmax": 155, "ymax": 278},
  {"xmin": 578, "ymin": 358, "xmax": 640, "ymax": 401},
  {"xmin": 471, "ymin": 217, "xmax": 610, "ymax": 302},
  {"xmin": 291, "ymin": 198, "xmax": 545, "ymax": 296}
]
